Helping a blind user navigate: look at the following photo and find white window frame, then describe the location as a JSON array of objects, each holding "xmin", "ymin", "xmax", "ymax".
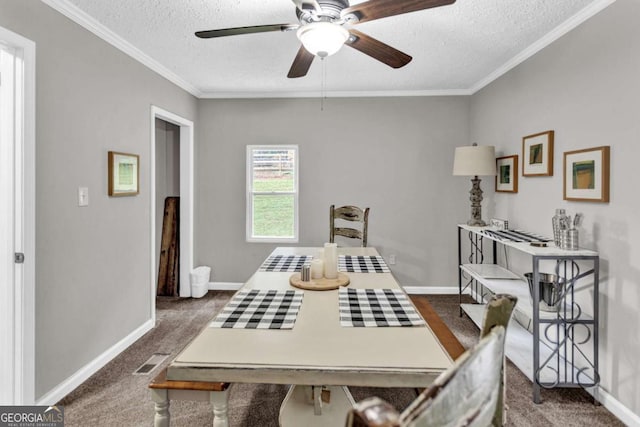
[{"xmin": 246, "ymin": 145, "xmax": 299, "ymax": 243}]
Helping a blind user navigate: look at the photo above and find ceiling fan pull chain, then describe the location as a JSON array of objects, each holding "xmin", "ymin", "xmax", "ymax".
[{"xmin": 321, "ymin": 56, "xmax": 326, "ymax": 111}]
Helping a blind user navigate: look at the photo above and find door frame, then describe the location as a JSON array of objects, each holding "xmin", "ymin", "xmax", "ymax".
[
  {"xmin": 0, "ymin": 26, "xmax": 36, "ymax": 405},
  {"xmin": 150, "ymin": 106, "xmax": 194, "ymax": 319}
]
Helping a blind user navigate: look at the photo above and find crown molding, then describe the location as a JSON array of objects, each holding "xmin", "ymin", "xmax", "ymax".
[
  {"xmin": 40, "ymin": 0, "xmax": 202, "ymax": 98},
  {"xmin": 468, "ymin": 0, "xmax": 617, "ymax": 94},
  {"xmin": 198, "ymin": 88, "xmax": 472, "ymax": 99}
]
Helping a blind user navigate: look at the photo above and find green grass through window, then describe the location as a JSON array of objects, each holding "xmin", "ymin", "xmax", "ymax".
[{"xmin": 252, "ymin": 176, "xmax": 295, "ymax": 238}]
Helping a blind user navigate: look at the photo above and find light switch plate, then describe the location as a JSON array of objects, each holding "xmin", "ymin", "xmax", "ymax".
[{"xmin": 78, "ymin": 187, "xmax": 89, "ymax": 207}]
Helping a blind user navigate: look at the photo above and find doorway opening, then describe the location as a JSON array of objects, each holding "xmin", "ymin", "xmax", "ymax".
[
  {"xmin": 155, "ymin": 118, "xmax": 180, "ymax": 296},
  {"xmin": 150, "ymin": 107, "xmax": 194, "ymax": 322}
]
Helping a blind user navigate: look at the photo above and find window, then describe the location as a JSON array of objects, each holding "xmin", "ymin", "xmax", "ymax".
[{"xmin": 246, "ymin": 145, "xmax": 298, "ymax": 242}]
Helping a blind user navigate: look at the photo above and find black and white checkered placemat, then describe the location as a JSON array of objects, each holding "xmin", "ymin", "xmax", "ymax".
[
  {"xmin": 338, "ymin": 255, "xmax": 390, "ymax": 273},
  {"xmin": 210, "ymin": 289, "xmax": 304, "ymax": 329},
  {"xmin": 259, "ymin": 255, "xmax": 313, "ymax": 272},
  {"xmin": 482, "ymin": 229, "xmax": 551, "ymax": 243},
  {"xmin": 338, "ymin": 288, "xmax": 425, "ymax": 327}
]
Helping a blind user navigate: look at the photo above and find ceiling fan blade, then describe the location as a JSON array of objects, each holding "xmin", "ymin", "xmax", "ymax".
[
  {"xmin": 346, "ymin": 29, "xmax": 412, "ymax": 69},
  {"xmin": 287, "ymin": 46, "xmax": 315, "ymax": 78},
  {"xmin": 195, "ymin": 24, "xmax": 298, "ymax": 39},
  {"xmin": 291, "ymin": 0, "xmax": 322, "ymax": 13},
  {"xmin": 341, "ymin": 0, "xmax": 455, "ymax": 24}
]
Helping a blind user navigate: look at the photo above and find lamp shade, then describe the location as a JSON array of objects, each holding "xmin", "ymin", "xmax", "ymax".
[
  {"xmin": 297, "ymin": 22, "xmax": 349, "ymax": 58},
  {"xmin": 453, "ymin": 145, "xmax": 497, "ymax": 176}
]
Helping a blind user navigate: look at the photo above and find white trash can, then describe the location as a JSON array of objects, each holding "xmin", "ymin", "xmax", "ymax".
[{"xmin": 190, "ymin": 266, "xmax": 211, "ymax": 298}]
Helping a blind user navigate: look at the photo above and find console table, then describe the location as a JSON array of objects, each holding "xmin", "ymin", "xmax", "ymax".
[{"xmin": 457, "ymin": 224, "xmax": 600, "ymax": 403}]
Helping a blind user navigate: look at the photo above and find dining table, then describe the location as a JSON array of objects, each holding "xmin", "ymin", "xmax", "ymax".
[{"xmin": 165, "ymin": 246, "xmax": 453, "ymax": 426}]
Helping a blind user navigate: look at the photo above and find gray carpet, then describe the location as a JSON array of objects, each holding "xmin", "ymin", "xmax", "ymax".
[{"xmin": 58, "ymin": 292, "xmax": 622, "ymax": 426}]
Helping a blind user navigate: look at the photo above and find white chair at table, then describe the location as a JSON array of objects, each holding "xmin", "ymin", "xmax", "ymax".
[{"xmin": 345, "ymin": 294, "xmax": 517, "ymax": 427}]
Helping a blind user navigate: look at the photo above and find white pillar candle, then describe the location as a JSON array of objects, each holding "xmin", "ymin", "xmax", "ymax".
[
  {"xmin": 323, "ymin": 242, "xmax": 338, "ymax": 279},
  {"xmin": 310, "ymin": 259, "xmax": 324, "ymax": 279}
]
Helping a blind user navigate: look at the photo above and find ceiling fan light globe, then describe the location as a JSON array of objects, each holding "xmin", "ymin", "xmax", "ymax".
[{"xmin": 296, "ymin": 22, "xmax": 349, "ymax": 57}]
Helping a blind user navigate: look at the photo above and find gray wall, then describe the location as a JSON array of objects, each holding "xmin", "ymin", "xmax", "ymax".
[
  {"xmin": 195, "ymin": 97, "xmax": 471, "ymax": 285},
  {"xmin": 470, "ymin": 0, "xmax": 640, "ymax": 415},
  {"xmin": 0, "ymin": 1, "xmax": 197, "ymax": 399}
]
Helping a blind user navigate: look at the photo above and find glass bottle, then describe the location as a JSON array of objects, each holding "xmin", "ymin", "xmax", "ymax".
[{"xmin": 552, "ymin": 209, "xmax": 569, "ymax": 247}]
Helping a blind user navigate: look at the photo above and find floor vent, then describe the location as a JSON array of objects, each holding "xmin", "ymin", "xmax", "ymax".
[{"xmin": 133, "ymin": 353, "xmax": 170, "ymax": 375}]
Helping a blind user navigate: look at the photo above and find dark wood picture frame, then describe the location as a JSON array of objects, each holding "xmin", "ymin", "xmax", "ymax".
[
  {"xmin": 108, "ymin": 151, "xmax": 139, "ymax": 196},
  {"xmin": 522, "ymin": 130, "xmax": 554, "ymax": 176},
  {"xmin": 563, "ymin": 146, "xmax": 610, "ymax": 202},
  {"xmin": 495, "ymin": 155, "xmax": 518, "ymax": 193}
]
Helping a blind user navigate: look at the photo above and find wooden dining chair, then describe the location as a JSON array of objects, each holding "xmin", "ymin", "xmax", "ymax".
[
  {"xmin": 330, "ymin": 205, "xmax": 370, "ymax": 247},
  {"xmin": 345, "ymin": 294, "xmax": 517, "ymax": 427}
]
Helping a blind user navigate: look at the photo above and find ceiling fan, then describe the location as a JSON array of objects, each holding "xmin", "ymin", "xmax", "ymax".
[{"xmin": 195, "ymin": 0, "xmax": 456, "ymax": 78}]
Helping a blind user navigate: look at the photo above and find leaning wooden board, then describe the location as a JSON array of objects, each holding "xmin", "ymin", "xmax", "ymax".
[
  {"xmin": 157, "ymin": 196, "xmax": 179, "ymax": 296},
  {"xmin": 289, "ymin": 272, "xmax": 350, "ymax": 291}
]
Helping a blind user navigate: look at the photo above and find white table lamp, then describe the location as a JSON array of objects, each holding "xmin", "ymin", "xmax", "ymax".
[{"xmin": 453, "ymin": 144, "xmax": 496, "ymax": 226}]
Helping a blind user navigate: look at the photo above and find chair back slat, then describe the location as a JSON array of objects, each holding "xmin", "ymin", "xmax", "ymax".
[
  {"xmin": 334, "ymin": 227, "xmax": 363, "ymax": 240},
  {"xmin": 334, "ymin": 206, "xmax": 367, "ymax": 222}
]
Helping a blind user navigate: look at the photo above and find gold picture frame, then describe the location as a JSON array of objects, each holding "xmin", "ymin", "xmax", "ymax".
[
  {"xmin": 108, "ymin": 151, "xmax": 139, "ymax": 197},
  {"xmin": 495, "ymin": 155, "xmax": 518, "ymax": 193},
  {"xmin": 522, "ymin": 130, "xmax": 554, "ymax": 176},
  {"xmin": 563, "ymin": 146, "xmax": 610, "ymax": 203}
]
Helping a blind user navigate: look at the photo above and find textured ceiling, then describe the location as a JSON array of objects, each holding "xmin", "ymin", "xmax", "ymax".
[{"xmin": 51, "ymin": 0, "xmax": 611, "ymax": 97}]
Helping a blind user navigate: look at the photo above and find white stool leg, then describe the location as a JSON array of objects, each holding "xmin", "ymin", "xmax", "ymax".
[
  {"xmin": 151, "ymin": 389, "xmax": 170, "ymax": 427},
  {"xmin": 210, "ymin": 386, "xmax": 231, "ymax": 427}
]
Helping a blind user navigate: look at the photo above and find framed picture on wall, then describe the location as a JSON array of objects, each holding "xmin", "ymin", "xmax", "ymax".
[
  {"xmin": 522, "ymin": 130, "xmax": 554, "ymax": 176},
  {"xmin": 108, "ymin": 151, "xmax": 139, "ymax": 196},
  {"xmin": 563, "ymin": 146, "xmax": 610, "ymax": 202},
  {"xmin": 495, "ymin": 155, "xmax": 518, "ymax": 193}
]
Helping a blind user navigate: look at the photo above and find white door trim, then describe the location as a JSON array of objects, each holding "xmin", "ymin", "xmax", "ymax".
[
  {"xmin": 150, "ymin": 106, "xmax": 195, "ymax": 315},
  {"xmin": 0, "ymin": 25, "xmax": 36, "ymax": 405}
]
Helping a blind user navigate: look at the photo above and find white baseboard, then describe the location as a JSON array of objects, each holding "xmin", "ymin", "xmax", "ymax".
[
  {"xmin": 208, "ymin": 282, "xmax": 243, "ymax": 291},
  {"xmin": 593, "ymin": 386, "xmax": 640, "ymax": 426},
  {"xmin": 36, "ymin": 319, "xmax": 154, "ymax": 405},
  {"xmin": 207, "ymin": 282, "xmax": 463, "ymax": 295},
  {"xmin": 403, "ymin": 286, "xmax": 466, "ymax": 295},
  {"xmin": 207, "ymin": 283, "xmax": 464, "ymax": 295}
]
